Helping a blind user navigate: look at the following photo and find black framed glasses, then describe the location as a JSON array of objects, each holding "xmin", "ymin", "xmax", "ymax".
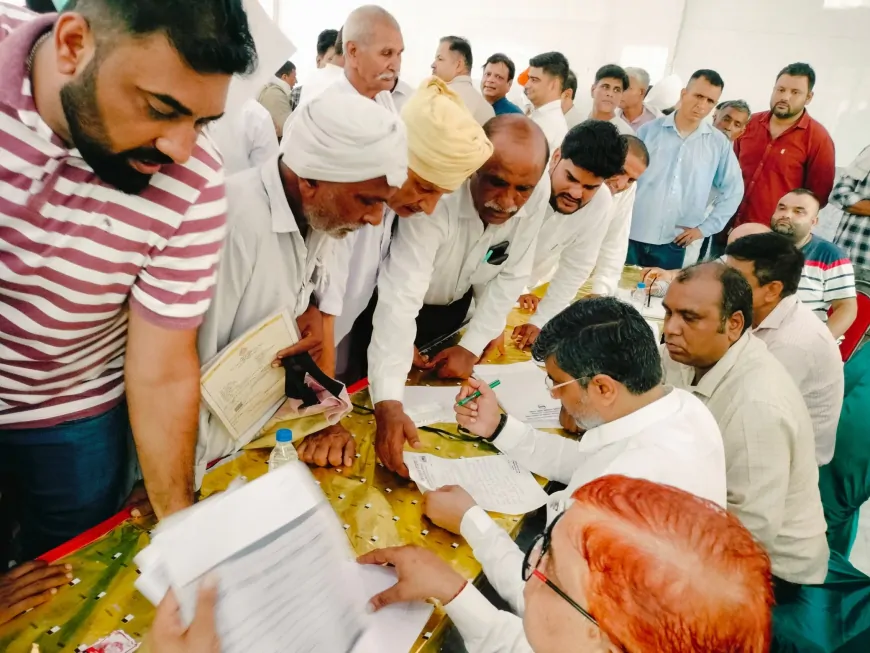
[{"xmin": 522, "ymin": 512, "xmax": 599, "ymax": 628}]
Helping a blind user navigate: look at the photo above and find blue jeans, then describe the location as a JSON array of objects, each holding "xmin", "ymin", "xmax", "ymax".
[
  {"xmin": 0, "ymin": 402, "xmax": 131, "ymax": 560},
  {"xmin": 626, "ymin": 240, "xmax": 687, "ymax": 270}
]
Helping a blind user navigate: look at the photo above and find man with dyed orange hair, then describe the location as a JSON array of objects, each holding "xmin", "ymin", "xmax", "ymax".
[{"xmin": 358, "ymin": 475, "xmax": 773, "ymax": 653}]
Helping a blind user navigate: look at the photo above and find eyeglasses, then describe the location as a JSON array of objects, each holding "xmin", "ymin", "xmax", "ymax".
[
  {"xmin": 543, "ymin": 376, "xmax": 580, "ymax": 396},
  {"xmin": 522, "ymin": 512, "xmax": 599, "ymax": 628}
]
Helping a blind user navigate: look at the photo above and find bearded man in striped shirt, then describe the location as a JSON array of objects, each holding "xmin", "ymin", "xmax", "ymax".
[{"xmin": 0, "ymin": 0, "xmax": 256, "ymax": 559}]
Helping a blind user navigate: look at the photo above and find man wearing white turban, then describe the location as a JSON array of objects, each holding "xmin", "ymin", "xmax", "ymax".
[{"xmin": 194, "ymin": 85, "xmax": 407, "ymax": 483}]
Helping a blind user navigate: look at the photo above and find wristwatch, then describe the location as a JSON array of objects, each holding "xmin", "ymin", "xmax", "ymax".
[{"xmin": 489, "ymin": 413, "xmax": 508, "ymax": 440}]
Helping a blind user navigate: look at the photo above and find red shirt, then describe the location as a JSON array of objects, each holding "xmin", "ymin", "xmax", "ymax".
[{"xmin": 732, "ymin": 110, "xmax": 836, "ymax": 228}]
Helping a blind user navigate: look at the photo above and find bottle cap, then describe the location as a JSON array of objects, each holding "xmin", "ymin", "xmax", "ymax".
[
  {"xmin": 637, "ymin": 282, "xmax": 646, "ymax": 289},
  {"xmin": 276, "ymin": 428, "xmax": 293, "ymax": 443}
]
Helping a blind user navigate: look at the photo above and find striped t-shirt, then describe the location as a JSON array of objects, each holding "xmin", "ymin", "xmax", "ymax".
[
  {"xmin": 0, "ymin": 7, "xmax": 227, "ymax": 428},
  {"xmin": 798, "ymin": 234, "xmax": 857, "ymax": 321}
]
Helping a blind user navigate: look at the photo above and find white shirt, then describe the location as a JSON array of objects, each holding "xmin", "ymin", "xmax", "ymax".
[
  {"xmin": 608, "ymin": 114, "xmax": 635, "ymax": 135},
  {"xmin": 460, "ymin": 386, "xmax": 726, "ymax": 614},
  {"xmin": 590, "ymin": 184, "xmax": 637, "ymax": 296},
  {"xmin": 447, "ymin": 75, "xmax": 496, "ymax": 126},
  {"xmin": 662, "ymin": 333, "xmax": 829, "ymax": 584},
  {"xmin": 368, "ymin": 176, "xmax": 550, "ymax": 403},
  {"xmin": 752, "ymin": 294, "xmax": 845, "ymax": 465},
  {"xmin": 211, "ymin": 98, "xmax": 279, "ymax": 175},
  {"xmin": 444, "ymin": 584, "xmax": 532, "ymax": 653},
  {"xmin": 529, "ymin": 100, "xmax": 568, "ymax": 154},
  {"xmin": 196, "ymin": 155, "xmax": 334, "ymax": 486},
  {"xmin": 314, "ymin": 74, "xmax": 399, "ymax": 329},
  {"xmin": 563, "ymin": 103, "xmax": 584, "ymax": 130},
  {"xmin": 526, "ymin": 186, "xmax": 613, "ymax": 328},
  {"xmin": 295, "ymin": 63, "xmax": 345, "ymax": 111},
  {"xmin": 391, "ymin": 79, "xmax": 415, "ymax": 113}
]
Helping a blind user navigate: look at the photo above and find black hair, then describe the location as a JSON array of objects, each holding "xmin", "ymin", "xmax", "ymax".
[
  {"xmin": 275, "ymin": 61, "xmax": 296, "ymax": 77},
  {"xmin": 777, "ymin": 62, "xmax": 816, "ymax": 92},
  {"xmin": 65, "ymin": 0, "xmax": 257, "ymax": 76},
  {"xmin": 725, "ymin": 233, "xmax": 804, "ymax": 298},
  {"xmin": 317, "ymin": 29, "xmax": 339, "ymax": 57},
  {"xmin": 334, "ymin": 28, "xmax": 344, "ymax": 56},
  {"xmin": 560, "ymin": 120, "xmax": 627, "ymax": 180},
  {"xmin": 532, "ymin": 297, "xmax": 662, "ymax": 395},
  {"xmin": 621, "ymin": 134, "xmax": 649, "ymax": 166},
  {"xmin": 676, "ymin": 263, "xmax": 754, "ymax": 334},
  {"xmin": 441, "ymin": 36, "xmax": 473, "ymax": 72},
  {"xmin": 594, "ymin": 64, "xmax": 630, "ymax": 92},
  {"xmin": 528, "ymin": 51, "xmax": 570, "ymax": 91},
  {"xmin": 689, "ymin": 69, "xmax": 725, "ymax": 90},
  {"xmin": 788, "ymin": 187, "xmax": 821, "ymax": 206},
  {"xmin": 565, "ymin": 70, "xmax": 578, "ymax": 99},
  {"xmin": 484, "ymin": 53, "xmax": 516, "ymax": 82}
]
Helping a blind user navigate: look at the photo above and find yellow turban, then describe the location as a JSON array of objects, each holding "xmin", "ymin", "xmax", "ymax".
[{"xmin": 400, "ymin": 77, "xmax": 494, "ymax": 192}]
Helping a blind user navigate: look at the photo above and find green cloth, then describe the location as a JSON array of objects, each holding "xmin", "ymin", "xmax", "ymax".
[
  {"xmin": 819, "ymin": 343, "xmax": 870, "ymax": 557},
  {"xmin": 772, "ymin": 551, "xmax": 870, "ymax": 653}
]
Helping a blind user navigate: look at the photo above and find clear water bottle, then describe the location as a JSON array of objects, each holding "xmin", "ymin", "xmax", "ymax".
[
  {"xmin": 630, "ymin": 282, "xmax": 648, "ymax": 311},
  {"xmin": 269, "ymin": 428, "xmax": 298, "ymax": 472}
]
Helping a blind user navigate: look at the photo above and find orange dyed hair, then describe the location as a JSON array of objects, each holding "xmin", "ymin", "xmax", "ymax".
[{"xmin": 570, "ymin": 475, "xmax": 773, "ymax": 653}]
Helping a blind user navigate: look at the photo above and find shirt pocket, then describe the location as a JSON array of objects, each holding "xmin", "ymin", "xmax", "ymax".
[{"xmin": 468, "ymin": 260, "xmax": 504, "ymax": 288}]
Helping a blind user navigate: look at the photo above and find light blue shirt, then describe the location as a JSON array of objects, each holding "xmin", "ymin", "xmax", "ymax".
[{"xmin": 630, "ymin": 113, "xmax": 744, "ymax": 245}]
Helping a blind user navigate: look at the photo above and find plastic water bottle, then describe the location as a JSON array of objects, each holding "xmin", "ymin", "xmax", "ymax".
[
  {"xmin": 630, "ymin": 282, "xmax": 648, "ymax": 311},
  {"xmin": 269, "ymin": 428, "xmax": 298, "ymax": 472}
]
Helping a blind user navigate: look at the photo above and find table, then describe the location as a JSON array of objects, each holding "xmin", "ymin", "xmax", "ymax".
[{"xmin": 0, "ymin": 267, "xmax": 645, "ymax": 653}]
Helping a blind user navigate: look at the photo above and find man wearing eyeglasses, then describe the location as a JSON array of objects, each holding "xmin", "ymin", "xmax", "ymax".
[
  {"xmin": 422, "ymin": 297, "xmax": 726, "ymax": 614},
  {"xmin": 354, "ymin": 476, "xmax": 773, "ymax": 653}
]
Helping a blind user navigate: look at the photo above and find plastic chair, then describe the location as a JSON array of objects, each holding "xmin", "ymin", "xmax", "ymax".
[{"xmin": 839, "ymin": 281, "xmax": 870, "ymax": 362}]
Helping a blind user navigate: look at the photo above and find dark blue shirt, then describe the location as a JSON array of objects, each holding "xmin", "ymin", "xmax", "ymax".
[{"xmin": 492, "ymin": 96, "xmax": 524, "ymax": 116}]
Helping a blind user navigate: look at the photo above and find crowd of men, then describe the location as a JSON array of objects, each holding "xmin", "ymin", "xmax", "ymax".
[{"xmin": 1, "ymin": 0, "xmax": 869, "ymax": 651}]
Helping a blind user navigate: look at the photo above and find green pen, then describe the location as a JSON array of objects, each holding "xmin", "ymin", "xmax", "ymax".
[
  {"xmin": 457, "ymin": 379, "xmax": 501, "ymax": 407},
  {"xmin": 484, "ymin": 249, "xmax": 494, "ymax": 263}
]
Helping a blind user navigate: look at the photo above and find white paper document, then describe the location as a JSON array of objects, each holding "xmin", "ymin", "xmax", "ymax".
[
  {"xmin": 135, "ymin": 465, "xmax": 432, "ymax": 653},
  {"xmin": 354, "ymin": 566, "xmax": 434, "ymax": 653},
  {"xmin": 200, "ymin": 309, "xmax": 299, "ymax": 442},
  {"xmin": 402, "ymin": 386, "xmax": 459, "ymax": 427},
  {"xmin": 404, "ymin": 452, "xmax": 548, "ymax": 515},
  {"xmin": 474, "ymin": 361, "xmax": 562, "ymax": 428}
]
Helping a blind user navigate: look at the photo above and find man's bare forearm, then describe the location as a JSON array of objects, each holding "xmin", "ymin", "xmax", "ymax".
[
  {"xmin": 846, "ymin": 200, "xmax": 870, "ymax": 217},
  {"xmin": 126, "ymin": 370, "xmax": 199, "ymax": 518},
  {"xmin": 828, "ymin": 299, "xmax": 859, "ymax": 340}
]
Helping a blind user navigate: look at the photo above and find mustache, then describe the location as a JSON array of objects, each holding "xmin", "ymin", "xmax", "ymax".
[
  {"xmin": 124, "ymin": 147, "xmax": 174, "ymax": 165},
  {"xmin": 484, "ymin": 201, "xmax": 518, "ymax": 215},
  {"xmin": 377, "ymin": 72, "xmax": 396, "ymax": 81}
]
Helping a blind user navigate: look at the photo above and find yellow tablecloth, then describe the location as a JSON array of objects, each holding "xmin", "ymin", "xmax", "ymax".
[{"xmin": 0, "ymin": 267, "xmax": 645, "ymax": 653}]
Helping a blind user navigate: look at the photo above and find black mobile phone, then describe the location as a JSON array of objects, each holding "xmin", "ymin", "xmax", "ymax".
[{"xmin": 485, "ymin": 241, "xmax": 510, "ymax": 265}]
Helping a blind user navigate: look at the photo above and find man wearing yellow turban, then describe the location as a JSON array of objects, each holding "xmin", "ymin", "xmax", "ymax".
[{"xmin": 328, "ymin": 76, "xmax": 494, "ymax": 382}]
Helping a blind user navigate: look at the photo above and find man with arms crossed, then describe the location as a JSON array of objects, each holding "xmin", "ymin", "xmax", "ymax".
[
  {"xmin": 369, "ymin": 115, "xmax": 550, "ymax": 476},
  {"xmin": 0, "ymin": 0, "xmax": 255, "ymax": 558}
]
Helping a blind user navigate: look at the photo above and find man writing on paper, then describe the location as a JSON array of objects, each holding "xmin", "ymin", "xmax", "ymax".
[
  {"xmin": 196, "ymin": 86, "xmax": 407, "ymax": 480},
  {"xmin": 369, "ymin": 114, "xmax": 551, "ymax": 476},
  {"xmin": 424, "ymin": 297, "xmax": 726, "ymax": 613}
]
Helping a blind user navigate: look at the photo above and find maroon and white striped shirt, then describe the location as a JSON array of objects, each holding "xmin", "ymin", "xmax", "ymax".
[{"xmin": 0, "ymin": 6, "xmax": 227, "ymax": 428}]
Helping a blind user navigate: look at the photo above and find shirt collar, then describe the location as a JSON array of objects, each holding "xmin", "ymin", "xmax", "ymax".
[
  {"xmin": 261, "ymin": 155, "xmax": 299, "ymax": 234},
  {"xmin": 0, "ymin": 12, "xmax": 56, "ymax": 112},
  {"xmin": 578, "ymin": 386, "xmax": 683, "ymax": 451},
  {"xmin": 534, "ymin": 99, "xmax": 563, "ymax": 115},
  {"xmin": 760, "ymin": 109, "xmax": 811, "ymax": 131},
  {"xmin": 451, "ymin": 75, "xmax": 472, "ymax": 85},
  {"xmin": 756, "ymin": 293, "xmax": 799, "ymax": 331},
  {"xmin": 690, "ymin": 331, "xmax": 753, "ymax": 398},
  {"xmin": 273, "ymin": 76, "xmax": 294, "ymax": 95},
  {"xmin": 458, "ymin": 179, "xmax": 478, "ymax": 220},
  {"xmin": 662, "ymin": 111, "xmax": 714, "ymax": 138}
]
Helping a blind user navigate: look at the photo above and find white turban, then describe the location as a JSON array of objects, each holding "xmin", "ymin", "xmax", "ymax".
[{"xmin": 281, "ymin": 85, "xmax": 408, "ymax": 189}]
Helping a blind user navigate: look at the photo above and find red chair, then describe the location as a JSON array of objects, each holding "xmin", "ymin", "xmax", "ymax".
[{"xmin": 839, "ymin": 281, "xmax": 870, "ymax": 361}]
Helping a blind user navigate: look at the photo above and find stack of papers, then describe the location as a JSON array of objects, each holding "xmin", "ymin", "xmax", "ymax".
[
  {"xmin": 135, "ymin": 465, "xmax": 432, "ymax": 653},
  {"xmin": 474, "ymin": 361, "xmax": 562, "ymax": 428},
  {"xmin": 405, "ymin": 452, "xmax": 548, "ymax": 515}
]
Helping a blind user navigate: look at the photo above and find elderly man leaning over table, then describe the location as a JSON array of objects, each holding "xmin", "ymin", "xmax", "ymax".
[
  {"xmin": 421, "ymin": 297, "xmax": 726, "ymax": 614},
  {"xmin": 195, "ymin": 86, "xmax": 408, "ymax": 481},
  {"xmin": 513, "ymin": 131, "xmax": 650, "ymax": 349},
  {"xmin": 147, "ymin": 476, "xmax": 773, "ymax": 653},
  {"xmin": 660, "ymin": 262, "xmax": 829, "ymax": 600},
  {"xmin": 367, "ymin": 114, "xmax": 551, "ymax": 477}
]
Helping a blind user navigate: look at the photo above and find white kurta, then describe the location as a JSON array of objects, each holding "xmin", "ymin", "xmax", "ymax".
[
  {"xmin": 529, "ymin": 100, "xmax": 568, "ymax": 154},
  {"xmin": 368, "ymin": 176, "xmax": 550, "ymax": 404}
]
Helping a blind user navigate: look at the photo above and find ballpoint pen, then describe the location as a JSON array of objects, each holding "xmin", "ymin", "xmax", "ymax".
[{"xmin": 457, "ymin": 379, "xmax": 501, "ymax": 407}]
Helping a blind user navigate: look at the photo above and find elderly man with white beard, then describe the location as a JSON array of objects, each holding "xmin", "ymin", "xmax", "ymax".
[{"xmin": 195, "ymin": 84, "xmax": 408, "ymax": 485}]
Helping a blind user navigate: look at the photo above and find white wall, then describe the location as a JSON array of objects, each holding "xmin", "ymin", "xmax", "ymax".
[{"xmin": 672, "ymin": 0, "xmax": 870, "ymax": 165}]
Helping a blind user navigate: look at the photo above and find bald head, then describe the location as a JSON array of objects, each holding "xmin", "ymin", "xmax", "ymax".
[
  {"xmin": 343, "ymin": 5, "xmax": 400, "ymax": 47},
  {"xmin": 471, "ymin": 115, "xmax": 547, "ymax": 226},
  {"xmin": 727, "ymin": 222, "xmax": 770, "ymax": 245}
]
